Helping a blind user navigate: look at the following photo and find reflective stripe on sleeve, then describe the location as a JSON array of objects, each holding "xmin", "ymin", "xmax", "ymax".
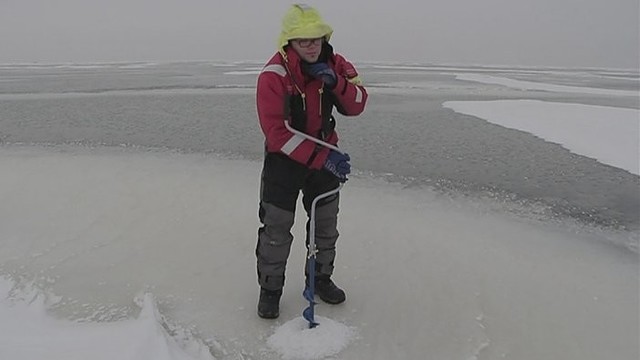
[
  {"xmin": 355, "ymin": 86, "xmax": 363, "ymax": 103},
  {"xmin": 262, "ymin": 64, "xmax": 287, "ymax": 77},
  {"xmin": 280, "ymin": 134, "xmax": 305, "ymax": 155}
]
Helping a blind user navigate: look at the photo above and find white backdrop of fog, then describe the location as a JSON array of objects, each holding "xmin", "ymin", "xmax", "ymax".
[{"xmin": 0, "ymin": 0, "xmax": 638, "ymax": 68}]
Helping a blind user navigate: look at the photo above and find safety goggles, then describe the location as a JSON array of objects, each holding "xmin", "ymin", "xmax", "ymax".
[{"xmin": 292, "ymin": 37, "xmax": 324, "ymax": 48}]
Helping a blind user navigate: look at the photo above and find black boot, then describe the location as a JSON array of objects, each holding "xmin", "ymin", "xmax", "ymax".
[
  {"xmin": 257, "ymin": 288, "xmax": 282, "ymax": 319},
  {"xmin": 315, "ymin": 276, "xmax": 346, "ymax": 304}
]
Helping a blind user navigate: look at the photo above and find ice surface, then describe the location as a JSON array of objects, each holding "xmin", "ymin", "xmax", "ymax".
[
  {"xmin": 456, "ymin": 73, "xmax": 638, "ymax": 96},
  {"xmin": 0, "ymin": 146, "xmax": 637, "ymax": 360}
]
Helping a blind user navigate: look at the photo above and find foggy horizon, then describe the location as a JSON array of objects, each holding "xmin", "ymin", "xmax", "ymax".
[{"xmin": 1, "ymin": 0, "xmax": 639, "ymax": 69}]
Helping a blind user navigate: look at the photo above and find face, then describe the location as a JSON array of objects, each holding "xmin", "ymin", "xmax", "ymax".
[{"xmin": 290, "ymin": 37, "xmax": 324, "ymax": 63}]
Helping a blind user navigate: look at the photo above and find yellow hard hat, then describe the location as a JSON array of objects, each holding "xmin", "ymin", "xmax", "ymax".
[{"xmin": 277, "ymin": 4, "xmax": 333, "ymax": 51}]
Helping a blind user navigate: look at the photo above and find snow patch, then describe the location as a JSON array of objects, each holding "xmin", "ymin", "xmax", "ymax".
[
  {"xmin": 0, "ymin": 276, "xmax": 214, "ymax": 360},
  {"xmin": 444, "ymin": 99, "xmax": 640, "ymax": 175},
  {"xmin": 267, "ymin": 316, "xmax": 357, "ymax": 360}
]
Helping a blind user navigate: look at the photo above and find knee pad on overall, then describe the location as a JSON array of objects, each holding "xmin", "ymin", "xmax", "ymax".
[{"xmin": 257, "ymin": 202, "xmax": 296, "ymax": 290}]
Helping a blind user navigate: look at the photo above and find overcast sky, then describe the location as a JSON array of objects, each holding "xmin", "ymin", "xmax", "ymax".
[{"xmin": 1, "ymin": 0, "xmax": 638, "ymax": 68}]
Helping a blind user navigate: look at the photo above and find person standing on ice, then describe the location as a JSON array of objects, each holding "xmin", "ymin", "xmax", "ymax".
[{"xmin": 255, "ymin": 4, "xmax": 368, "ymax": 319}]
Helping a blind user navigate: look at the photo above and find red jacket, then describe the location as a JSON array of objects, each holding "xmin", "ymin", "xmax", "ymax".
[{"xmin": 256, "ymin": 46, "xmax": 367, "ymax": 169}]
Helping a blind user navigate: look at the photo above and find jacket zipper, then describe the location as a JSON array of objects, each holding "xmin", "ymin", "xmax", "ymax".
[
  {"xmin": 318, "ymin": 87, "xmax": 323, "ymax": 117},
  {"xmin": 282, "ymin": 53, "xmax": 306, "ymax": 111}
]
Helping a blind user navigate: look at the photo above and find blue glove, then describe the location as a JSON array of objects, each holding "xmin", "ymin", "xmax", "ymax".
[
  {"xmin": 304, "ymin": 62, "xmax": 337, "ymax": 89},
  {"xmin": 323, "ymin": 150, "xmax": 350, "ymax": 182}
]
